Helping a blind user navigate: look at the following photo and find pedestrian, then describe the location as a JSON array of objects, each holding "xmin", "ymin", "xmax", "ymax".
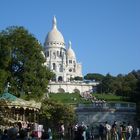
[
  {"xmin": 111, "ymin": 121, "xmax": 118, "ymax": 140},
  {"xmin": 74, "ymin": 125, "xmax": 84, "ymax": 140},
  {"xmin": 126, "ymin": 123, "xmax": 133, "ymax": 140},
  {"xmin": 48, "ymin": 128, "xmax": 52, "ymax": 140},
  {"xmin": 1, "ymin": 129, "xmax": 8, "ymax": 140},
  {"xmin": 120, "ymin": 122, "xmax": 126, "ymax": 140},
  {"xmin": 86, "ymin": 125, "xmax": 90, "ymax": 140},
  {"xmin": 60, "ymin": 123, "xmax": 65, "ymax": 140},
  {"xmin": 90, "ymin": 126, "xmax": 94, "ymax": 140},
  {"xmin": 99, "ymin": 124, "xmax": 104, "ymax": 140},
  {"xmin": 7, "ymin": 127, "xmax": 18, "ymax": 140},
  {"xmin": 104, "ymin": 121, "xmax": 111, "ymax": 140}
]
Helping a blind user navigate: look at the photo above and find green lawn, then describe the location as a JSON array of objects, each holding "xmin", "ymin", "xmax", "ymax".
[
  {"xmin": 92, "ymin": 93, "xmax": 123, "ymax": 102},
  {"xmin": 49, "ymin": 93, "xmax": 91, "ymax": 105},
  {"xmin": 48, "ymin": 93, "xmax": 125, "ymax": 105}
]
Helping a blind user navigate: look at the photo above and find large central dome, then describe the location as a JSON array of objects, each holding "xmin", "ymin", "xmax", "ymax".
[{"xmin": 45, "ymin": 16, "xmax": 65, "ymax": 48}]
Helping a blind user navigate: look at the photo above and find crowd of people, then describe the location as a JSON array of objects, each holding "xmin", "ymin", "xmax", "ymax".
[
  {"xmin": 0, "ymin": 122, "xmax": 53, "ymax": 140},
  {"xmin": 0, "ymin": 121, "xmax": 139, "ymax": 140},
  {"xmin": 71, "ymin": 121, "xmax": 140, "ymax": 140}
]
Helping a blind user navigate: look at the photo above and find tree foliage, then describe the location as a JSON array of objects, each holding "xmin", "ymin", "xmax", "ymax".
[
  {"xmin": 0, "ymin": 26, "xmax": 54, "ymax": 100},
  {"xmin": 39, "ymin": 99, "xmax": 76, "ymax": 128},
  {"xmin": 96, "ymin": 71, "xmax": 139, "ymax": 98},
  {"xmin": 84, "ymin": 73, "xmax": 104, "ymax": 82}
]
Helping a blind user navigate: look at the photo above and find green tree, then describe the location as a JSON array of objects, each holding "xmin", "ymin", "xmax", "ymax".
[
  {"xmin": 39, "ymin": 99, "xmax": 76, "ymax": 128},
  {"xmin": 74, "ymin": 76, "xmax": 83, "ymax": 81},
  {"xmin": 97, "ymin": 73, "xmax": 116, "ymax": 94},
  {"xmin": 117, "ymin": 73, "xmax": 137, "ymax": 97},
  {"xmin": 84, "ymin": 73, "xmax": 104, "ymax": 82},
  {"xmin": 0, "ymin": 26, "xmax": 53, "ymax": 100}
]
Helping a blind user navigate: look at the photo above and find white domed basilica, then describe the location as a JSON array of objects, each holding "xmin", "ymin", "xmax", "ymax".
[
  {"xmin": 44, "ymin": 16, "xmax": 82, "ymax": 82},
  {"xmin": 44, "ymin": 17, "xmax": 96, "ymax": 93}
]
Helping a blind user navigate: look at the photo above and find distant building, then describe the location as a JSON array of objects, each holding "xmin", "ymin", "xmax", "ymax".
[{"xmin": 44, "ymin": 17, "xmax": 97, "ymax": 93}]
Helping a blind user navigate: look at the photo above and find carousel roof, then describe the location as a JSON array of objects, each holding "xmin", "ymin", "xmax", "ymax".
[
  {"xmin": 0, "ymin": 92, "xmax": 41, "ymax": 110},
  {"xmin": 0, "ymin": 92, "xmax": 20, "ymax": 101}
]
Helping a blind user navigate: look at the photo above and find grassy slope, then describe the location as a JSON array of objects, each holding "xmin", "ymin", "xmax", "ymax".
[
  {"xmin": 49, "ymin": 93, "xmax": 125, "ymax": 104},
  {"xmin": 49, "ymin": 93, "xmax": 91, "ymax": 105},
  {"xmin": 92, "ymin": 93, "xmax": 123, "ymax": 102}
]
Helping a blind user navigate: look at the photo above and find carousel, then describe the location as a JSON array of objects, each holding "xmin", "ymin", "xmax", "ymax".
[{"xmin": 0, "ymin": 91, "xmax": 41, "ymax": 128}]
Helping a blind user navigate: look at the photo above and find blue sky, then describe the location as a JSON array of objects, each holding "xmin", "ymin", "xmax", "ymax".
[{"xmin": 0, "ymin": 0, "xmax": 140, "ymax": 76}]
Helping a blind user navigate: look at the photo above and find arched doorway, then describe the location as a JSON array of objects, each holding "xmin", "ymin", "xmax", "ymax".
[
  {"xmin": 58, "ymin": 88, "xmax": 65, "ymax": 93},
  {"xmin": 74, "ymin": 89, "xmax": 80, "ymax": 94},
  {"xmin": 58, "ymin": 76, "xmax": 63, "ymax": 82}
]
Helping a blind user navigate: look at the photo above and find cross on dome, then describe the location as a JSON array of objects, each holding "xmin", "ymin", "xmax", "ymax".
[
  {"xmin": 52, "ymin": 16, "xmax": 57, "ymax": 29},
  {"xmin": 68, "ymin": 41, "xmax": 72, "ymax": 48}
]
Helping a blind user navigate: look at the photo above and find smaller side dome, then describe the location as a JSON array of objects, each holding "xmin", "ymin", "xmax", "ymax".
[{"xmin": 67, "ymin": 41, "xmax": 76, "ymax": 59}]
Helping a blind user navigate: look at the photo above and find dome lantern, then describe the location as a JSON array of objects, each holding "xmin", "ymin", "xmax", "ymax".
[{"xmin": 45, "ymin": 16, "xmax": 65, "ymax": 48}]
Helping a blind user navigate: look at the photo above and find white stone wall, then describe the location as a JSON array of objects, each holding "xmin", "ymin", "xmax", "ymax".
[{"xmin": 48, "ymin": 81, "xmax": 98, "ymax": 93}]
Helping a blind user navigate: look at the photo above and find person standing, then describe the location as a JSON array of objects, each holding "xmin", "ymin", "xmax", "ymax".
[
  {"xmin": 104, "ymin": 121, "xmax": 111, "ymax": 140},
  {"xmin": 111, "ymin": 121, "xmax": 119, "ymax": 140},
  {"xmin": 90, "ymin": 126, "xmax": 94, "ymax": 140},
  {"xmin": 60, "ymin": 123, "xmax": 65, "ymax": 140},
  {"xmin": 99, "ymin": 124, "xmax": 104, "ymax": 140},
  {"xmin": 1, "ymin": 129, "xmax": 9, "ymax": 140},
  {"xmin": 120, "ymin": 122, "xmax": 126, "ymax": 140},
  {"xmin": 74, "ymin": 126, "xmax": 84, "ymax": 140},
  {"xmin": 126, "ymin": 123, "xmax": 133, "ymax": 140}
]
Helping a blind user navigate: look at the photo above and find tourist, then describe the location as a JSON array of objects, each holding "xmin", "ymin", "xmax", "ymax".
[
  {"xmin": 47, "ymin": 128, "xmax": 52, "ymax": 140},
  {"xmin": 120, "ymin": 122, "xmax": 126, "ymax": 140},
  {"xmin": 81, "ymin": 122, "xmax": 87, "ymax": 140},
  {"xmin": 126, "ymin": 123, "xmax": 133, "ymax": 140},
  {"xmin": 111, "ymin": 121, "xmax": 118, "ymax": 140},
  {"xmin": 104, "ymin": 121, "xmax": 111, "ymax": 140},
  {"xmin": 1, "ymin": 129, "xmax": 8, "ymax": 140},
  {"xmin": 98, "ymin": 123, "xmax": 104, "ymax": 140},
  {"xmin": 67, "ymin": 124, "xmax": 73, "ymax": 138},
  {"xmin": 73, "ymin": 123, "xmax": 79, "ymax": 138},
  {"xmin": 90, "ymin": 126, "xmax": 94, "ymax": 140},
  {"xmin": 85, "ymin": 125, "xmax": 90, "ymax": 140},
  {"xmin": 74, "ymin": 125, "xmax": 84, "ymax": 140},
  {"xmin": 41, "ymin": 128, "xmax": 49, "ymax": 140},
  {"xmin": 17, "ymin": 129, "xmax": 28, "ymax": 140},
  {"xmin": 7, "ymin": 127, "xmax": 18, "ymax": 140},
  {"xmin": 59, "ymin": 123, "xmax": 65, "ymax": 140}
]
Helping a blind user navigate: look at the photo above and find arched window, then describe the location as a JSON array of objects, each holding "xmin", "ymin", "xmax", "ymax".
[
  {"xmin": 60, "ymin": 51, "xmax": 62, "ymax": 57},
  {"xmin": 57, "ymin": 51, "xmax": 59, "ymax": 57},
  {"xmin": 52, "ymin": 63, "xmax": 56, "ymax": 70},
  {"xmin": 59, "ymin": 64, "xmax": 63, "ymax": 72},
  {"xmin": 47, "ymin": 51, "xmax": 49, "ymax": 57}
]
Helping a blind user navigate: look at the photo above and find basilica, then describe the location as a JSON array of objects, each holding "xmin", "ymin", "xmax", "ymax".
[{"xmin": 44, "ymin": 17, "xmax": 96, "ymax": 93}]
